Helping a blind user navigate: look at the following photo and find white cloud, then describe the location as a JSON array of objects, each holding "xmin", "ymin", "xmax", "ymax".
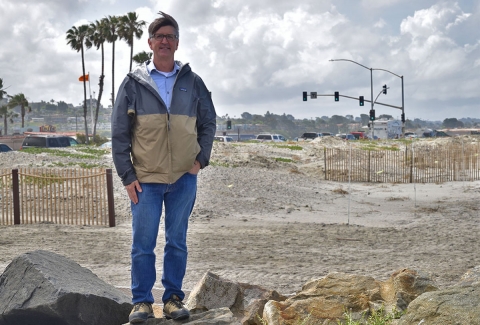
[
  {"xmin": 360, "ymin": 0, "xmax": 403, "ymax": 9},
  {"xmin": 374, "ymin": 19, "xmax": 387, "ymax": 29},
  {"xmin": 0, "ymin": 0, "xmax": 478, "ymax": 121},
  {"xmin": 446, "ymin": 11, "xmax": 471, "ymax": 30},
  {"xmin": 400, "ymin": 2, "xmax": 469, "ymax": 38}
]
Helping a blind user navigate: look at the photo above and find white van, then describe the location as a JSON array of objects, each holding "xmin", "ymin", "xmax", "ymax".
[
  {"xmin": 214, "ymin": 136, "xmax": 234, "ymax": 143},
  {"xmin": 255, "ymin": 134, "xmax": 286, "ymax": 142}
]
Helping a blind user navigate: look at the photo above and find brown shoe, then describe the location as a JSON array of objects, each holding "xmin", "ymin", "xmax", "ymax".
[
  {"xmin": 163, "ymin": 294, "xmax": 190, "ymax": 320},
  {"xmin": 129, "ymin": 302, "xmax": 154, "ymax": 324}
]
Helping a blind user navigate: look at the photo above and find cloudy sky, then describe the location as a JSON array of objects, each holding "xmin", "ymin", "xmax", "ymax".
[{"xmin": 0, "ymin": 0, "xmax": 478, "ymax": 121}]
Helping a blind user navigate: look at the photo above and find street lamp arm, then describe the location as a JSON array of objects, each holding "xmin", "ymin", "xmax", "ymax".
[
  {"xmin": 329, "ymin": 59, "xmax": 371, "ymax": 71},
  {"xmin": 373, "ymin": 89, "xmax": 385, "ymax": 105},
  {"xmin": 372, "ymin": 68, "xmax": 402, "ymax": 79}
]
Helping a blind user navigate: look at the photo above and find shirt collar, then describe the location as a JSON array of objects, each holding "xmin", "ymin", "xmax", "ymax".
[{"xmin": 147, "ymin": 61, "xmax": 180, "ymax": 77}]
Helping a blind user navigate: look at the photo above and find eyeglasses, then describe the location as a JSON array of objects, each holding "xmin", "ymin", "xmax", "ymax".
[{"xmin": 150, "ymin": 33, "xmax": 178, "ymax": 41}]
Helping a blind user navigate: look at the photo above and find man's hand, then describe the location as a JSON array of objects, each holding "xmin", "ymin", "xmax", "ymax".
[
  {"xmin": 188, "ymin": 160, "xmax": 201, "ymax": 175},
  {"xmin": 125, "ymin": 180, "xmax": 142, "ymax": 204}
]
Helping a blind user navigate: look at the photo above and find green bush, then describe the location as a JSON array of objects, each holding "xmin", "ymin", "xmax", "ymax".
[{"xmin": 76, "ymin": 133, "xmax": 109, "ymax": 146}]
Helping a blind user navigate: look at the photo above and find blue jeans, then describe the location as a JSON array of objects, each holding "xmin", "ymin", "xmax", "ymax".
[{"xmin": 130, "ymin": 172, "xmax": 197, "ymax": 304}]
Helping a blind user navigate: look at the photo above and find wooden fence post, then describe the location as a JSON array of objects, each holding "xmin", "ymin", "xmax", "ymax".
[
  {"xmin": 409, "ymin": 147, "xmax": 414, "ymax": 183},
  {"xmin": 324, "ymin": 147, "xmax": 327, "ymax": 180},
  {"xmin": 12, "ymin": 169, "xmax": 20, "ymax": 225},
  {"xmin": 106, "ymin": 169, "xmax": 116, "ymax": 227},
  {"xmin": 367, "ymin": 150, "xmax": 372, "ymax": 183}
]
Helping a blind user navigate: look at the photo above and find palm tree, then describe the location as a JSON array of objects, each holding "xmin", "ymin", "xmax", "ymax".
[
  {"xmin": 0, "ymin": 105, "xmax": 18, "ymax": 136},
  {"xmin": 0, "ymin": 78, "xmax": 8, "ymax": 100},
  {"xmin": 104, "ymin": 15, "xmax": 121, "ymax": 108},
  {"xmin": 118, "ymin": 12, "xmax": 146, "ymax": 72},
  {"xmin": 88, "ymin": 19, "xmax": 108, "ymax": 139},
  {"xmin": 8, "ymin": 93, "xmax": 31, "ymax": 128},
  {"xmin": 132, "ymin": 51, "xmax": 153, "ymax": 66},
  {"xmin": 66, "ymin": 24, "xmax": 90, "ymax": 144}
]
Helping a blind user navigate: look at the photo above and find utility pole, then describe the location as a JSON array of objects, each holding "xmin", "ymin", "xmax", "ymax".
[{"xmin": 329, "ymin": 59, "xmax": 405, "ymax": 138}]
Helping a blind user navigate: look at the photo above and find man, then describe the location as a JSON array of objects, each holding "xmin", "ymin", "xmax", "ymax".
[{"xmin": 111, "ymin": 11, "xmax": 216, "ymax": 324}]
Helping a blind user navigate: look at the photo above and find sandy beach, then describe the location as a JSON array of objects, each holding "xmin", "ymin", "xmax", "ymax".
[{"xmin": 1, "ymin": 138, "xmax": 479, "ymax": 299}]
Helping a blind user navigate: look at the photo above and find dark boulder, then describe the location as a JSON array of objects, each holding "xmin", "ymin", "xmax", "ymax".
[{"xmin": 0, "ymin": 250, "xmax": 131, "ymax": 325}]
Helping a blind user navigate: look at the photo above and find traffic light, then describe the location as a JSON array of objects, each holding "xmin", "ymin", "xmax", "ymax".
[
  {"xmin": 359, "ymin": 96, "xmax": 364, "ymax": 106},
  {"xmin": 302, "ymin": 91, "xmax": 307, "ymax": 101},
  {"xmin": 401, "ymin": 113, "xmax": 405, "ymax": 123},
  {"xmin": 334, "ymin": 91, "xmax": 339, "ymax": 101},
  {"xmin": 227, "ymin": 120, "xmax": 232, "ymax": 130},
  {"xmin": 369, "ymin": 109, "xmax": 375, "ymax": 121},
  {"xmin": 383, "ymin": 84, "xmax": 387, "ymax": 94}
]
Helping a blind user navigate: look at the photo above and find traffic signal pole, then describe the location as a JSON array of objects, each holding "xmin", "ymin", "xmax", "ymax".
[
  {"xmin": 370, "ymin": 68, "xmax": 375, "ymax": 140},
  {"xmin": 329, "ymin": 59, "xmax": 405, "ymax": 138}
]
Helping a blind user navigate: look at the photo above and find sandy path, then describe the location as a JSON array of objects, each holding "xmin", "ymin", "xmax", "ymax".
[{"xmin": 1, "ymin": 164, "xmax": 479, "ymax": 298}]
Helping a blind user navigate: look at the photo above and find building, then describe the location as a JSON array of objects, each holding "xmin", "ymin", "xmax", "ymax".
[{"xmin": 368, "ymin": 119, "xmax": 402, "ymax": 139}]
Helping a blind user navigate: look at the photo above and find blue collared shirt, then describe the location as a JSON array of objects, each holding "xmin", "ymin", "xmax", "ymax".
[{"xmin": 147, "ymin": 61, "xmax": 180, "ymax": 112}]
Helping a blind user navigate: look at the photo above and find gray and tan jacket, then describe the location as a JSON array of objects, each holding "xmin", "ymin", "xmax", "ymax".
[{"xmin": 111, "ymin": 60, "xmax": 216, "ymax": 186}]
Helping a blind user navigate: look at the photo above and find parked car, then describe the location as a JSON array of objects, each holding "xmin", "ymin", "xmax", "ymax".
[
  {"xmin": 422, "ymin": 129, "xmax": 451, "ymax": 138},
  {"xmin": 255, "ymin": 134, "xmax": 286, "ymax": 142},
  {"xmin": 318, "ymin": 132, "xmax": 332, "ymax": 137},
  {"xmin": 350, "ymin": 131, "xmax": 367, "ymax": 139},
  {"xmin": 21, "ymin": 135, "xmax": 78, "ymax": 149},
  {"xmin": 67, "ymin": 137, "xmax": 79, "ymax": 146},
  {"xmin": 335, "ymin": 134, "xmax": 356, "ymax": 140},
  {"xmin": 0, "ymin": 143, "xmax": 13, "ymax": 152},
  {"xmin": 214, "ymin": 136, "xmax": 234, "ymax": 143},
  {"xmin": 99, "ymin": 141, "xmax": 112, "ymax": 148},
  {"xmin": 404, "ymin": 132, "xmax": 418, "ymax": 139},
  {"xmin": 298, "ymin": 132, "xmax": 318, "ymax": 141}
]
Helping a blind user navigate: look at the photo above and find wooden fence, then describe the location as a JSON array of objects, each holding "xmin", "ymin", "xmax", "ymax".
[
  {"xmin": 0, "ymin": 168, "xmax": 115, "ymax": 226},
  {"xmin": 325, "ymin": 143, "xmax": 480, "ymax": 183}
]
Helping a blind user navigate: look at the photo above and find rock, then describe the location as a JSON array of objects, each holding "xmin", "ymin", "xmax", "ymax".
[
  {"xmin": 263, "ymin": 272, "xmax": 382, "ymax": 324},
  {"xmin": 0, "ymin": 250, "xmax": 131, "ymax": 325},
  {"xmin": 185, "ymin": 271, "xmax": 241, "ymax": 312},
  {"xmin": 262, "ymin": 269, "xmax": 437, "ymax": 325},
  {"xmin": 396, "ymin": 266, "xmax": 480, "ymax": 325},
  {"xmin": 380, "ymin": 268, "xmax": 438, "ymax": 311},
  {"xmin": 185, "ymin": 271, "xmax": 286, "ymax": 325},
  {"xmin": 232, "ymin": 283, "xmax": 287, "ymax": 325},
  {"xmin": 456, "ymin": 265, "xmax": 480, "ymax": 287},
  {"xmin": 397, "ymin": 285, "xmax": 480, "ymax": 325}
]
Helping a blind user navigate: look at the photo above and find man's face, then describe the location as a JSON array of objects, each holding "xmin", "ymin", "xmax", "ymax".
[{"xmin": 148, "ymin": 25, "xmax": 179, "ymax": 61}]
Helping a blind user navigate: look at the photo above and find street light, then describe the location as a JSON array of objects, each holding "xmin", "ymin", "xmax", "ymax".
[{"xmin": 329, "ymin": 59, "xmax": 405, "ymax": 136}]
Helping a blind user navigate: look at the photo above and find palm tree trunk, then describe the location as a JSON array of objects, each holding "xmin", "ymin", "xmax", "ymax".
[
  {"xmin": 21, "ymin": 106, "xmax": 25, "ymax": 128},
  {"xmin": 3, "ymin": 115, "xmax": 7, "ymax": 136},
  {"xmin": 129, "ymin": 40, "xmax": 134, "ymax": 72},
  {"xmin": 81, "ymin": 46, "xmax": 90, "ymax": 144},
  {"xmin": 93, "ymin": 43, "xmax": 105, "ymax": 139},
  {"xmin": 111, "ymin": 41, "xmax": 115, "ymax": 108}
]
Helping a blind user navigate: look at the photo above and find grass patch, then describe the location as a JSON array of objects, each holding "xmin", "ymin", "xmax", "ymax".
[
  {"xmin": 360, "ymin": 144, "xmax": 400, "ymax": 151},
  {"xmin": 274, "ymin": 157, "xmax": 293, "ymax": 163},
  {"xmin": 209, "ymin": 160, "xmax": 232, "ymax": 168},
  {"xmin": 385, "ymin": 196, "xmax": 410, "ymax": 201},
  {"xmin": 47, "ymin": 161, "xmax": 107, "ymax": 169},
  {"xmin": 75, "ymin": 147, "xmax": 110, "ymax": 157},
  {"xmin": 274, "ymin": 144, "xmax": 303, "ymax": 150},
  {"xmin": 338, "ymin": 307, "xmax": 403, "ymax": 324},
  {"xmin": 21, "ymin": 147, "xmax": 108, "ymax": 160}
]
